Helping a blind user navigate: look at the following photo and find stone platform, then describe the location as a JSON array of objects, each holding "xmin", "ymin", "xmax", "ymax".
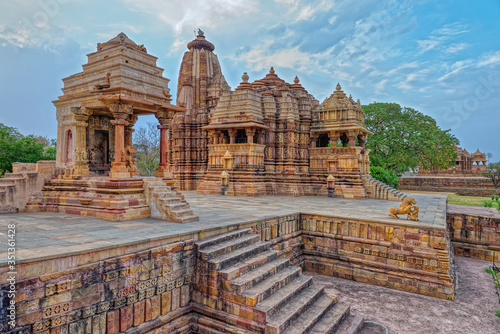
[
  {"xmin": 0, "ymin": 192, "xmax": 446, "ymax": 266},
  {"xmin": 0, "ymin": 193, "xmax": 454, "ymax": 333}
]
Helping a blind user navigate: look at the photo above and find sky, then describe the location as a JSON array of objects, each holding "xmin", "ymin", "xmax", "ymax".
[{"xmin": 0, "ymin": 0, "xmax": 499, "ymax": 160}]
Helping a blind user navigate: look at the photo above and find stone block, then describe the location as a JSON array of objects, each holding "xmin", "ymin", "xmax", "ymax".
[
  {"xmin": 161, "ymin": 291, "xmax": 172, "ymax": 315},
  {"xmin": 133, "ymin": 301, "xmax": 145, "ymax": 326},
  {"xmin": 119, "ymin": 305, "xmax": 133, "ymax": 332},
  {"xmin": 151, "ymin": 295, "xmax": 161, "ymax": 320},
  {"xmin": 106, "ymin": 310, "xmax": 120, "ymax": 334}
]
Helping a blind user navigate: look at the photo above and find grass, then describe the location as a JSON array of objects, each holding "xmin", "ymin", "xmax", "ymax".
[{"xmin": 447, "ymin": 194, "xmax": 500, "ymax": 209}]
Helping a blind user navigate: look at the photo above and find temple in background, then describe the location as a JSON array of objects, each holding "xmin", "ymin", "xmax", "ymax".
[
  {"xmin": 170, "ymin": 32, "xmax": 392, "ymax": 200},
  {"xmin": 417, "ymin": 146, "xmax": 487, "ymax": 177}
]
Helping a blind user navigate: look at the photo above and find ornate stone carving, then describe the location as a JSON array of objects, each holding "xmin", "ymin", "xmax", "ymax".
[{"xmin": 389, "ymin": 197, "xmax": 419, "ymax": 221}]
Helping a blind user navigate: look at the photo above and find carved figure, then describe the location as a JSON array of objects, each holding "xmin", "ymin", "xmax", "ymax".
[
  {"xmin": 388, "ymin": 197, "xmax": 419, "ymax": 221},
  {"xmin": 125, "ymin": 145, "xmax": 140, "ymax": 176}
]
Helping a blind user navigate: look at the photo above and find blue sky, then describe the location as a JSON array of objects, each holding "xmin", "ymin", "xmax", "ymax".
[{"xmin": 1, "ymin": 0, "xmax": 499, "ymax": 160}]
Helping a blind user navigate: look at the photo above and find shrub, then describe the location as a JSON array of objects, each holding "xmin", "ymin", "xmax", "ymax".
[
  {"xmin": 484, "ymin": 200, "xmax": 494, "ymax": 208},
  {"xmin": 370, "ymin": 166, "xmax": 399, "ymax": 189}
]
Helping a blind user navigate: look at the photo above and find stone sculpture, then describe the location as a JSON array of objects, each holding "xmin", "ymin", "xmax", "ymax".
[{"xmin": 389, "ymin": 197, "xmax": 419, "ymax": 221}]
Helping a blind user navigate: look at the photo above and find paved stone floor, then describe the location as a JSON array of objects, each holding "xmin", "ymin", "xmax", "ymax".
[
  {"xmin": 313, "ymin": 256, "xmax": 500, "ymax": 334},
  {"xmin": 0, "ymin": 192, "xmax": 446, "ymax": 266}
]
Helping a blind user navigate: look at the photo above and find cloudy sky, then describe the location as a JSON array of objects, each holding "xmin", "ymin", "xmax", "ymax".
[{"xmin": 1, "ymin": 0, "xmax": 499, "ymax": 160}]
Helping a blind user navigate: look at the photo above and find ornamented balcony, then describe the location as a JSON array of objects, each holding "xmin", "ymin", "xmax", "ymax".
[{"xmin": 208, "ymin": 143, "xmax": 265, "ymax": 168}]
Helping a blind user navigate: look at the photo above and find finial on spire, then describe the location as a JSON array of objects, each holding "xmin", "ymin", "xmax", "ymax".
[
  {"xmin": 269, "ymin": 67, "xmax": 275, "ymax": 74},
  {"xmin": 198, "ymin": 28, "xmax": 205, "ymax": 37},
  {"xmin": 242, "ymin": 72, "xmax": 249, "ymax": 83},
  {"xmin": 336, "ymin": 83, "xmax": 341, "ymax": 91},
  {"xmin": 294, "ymin": 76, "xmax": 300, "ymax": 84}
]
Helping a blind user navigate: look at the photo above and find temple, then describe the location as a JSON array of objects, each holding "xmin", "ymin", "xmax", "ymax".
[
  {"xmin": 417, "ymin": 146, "xmax": 487, "ymax": 176},
  {"xmin": 170, "ymin": 33, "xmax": 397, "ymax": 200}
]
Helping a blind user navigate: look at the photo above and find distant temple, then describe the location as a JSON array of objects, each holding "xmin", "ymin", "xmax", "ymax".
[{"xmin": 417, "ymin": 146, "xmax": 487, "ymax": 177}]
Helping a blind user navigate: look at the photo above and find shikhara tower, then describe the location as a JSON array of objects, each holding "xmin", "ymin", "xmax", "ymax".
[{"xmin": 170, "ymin": 30, "xmax": 230, "ymax": 190}]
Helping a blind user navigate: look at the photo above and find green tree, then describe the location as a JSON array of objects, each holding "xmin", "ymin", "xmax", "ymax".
[
  {"xmin": 133, "ymin": 123, "xmax": 160, "ymax": 176},
  {"xmin": 483, "ymin": 162, "xmax": 500, "ymax": 190},
  {"xmin": 0, "ymin": 123, "xmax": 56, "ymax": 175},
  {"xmin": 362, "ymin": 103, "xmax": 459, "ymax": 173},
  {"xmin": 370, "ymin": 166, "xmax": 399, "ymax": 189}
]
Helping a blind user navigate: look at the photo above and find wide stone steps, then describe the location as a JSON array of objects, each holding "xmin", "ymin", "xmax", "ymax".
[
  {"xmin": 194, "ymin": 228, "xmax": 363, "ymax": 334},
  {"xmin": 229, "ymin": 257, "xmax": 290, "ymax": 295},
  {"xmin": 254, "ymin": 274, "xmax": 313, "ymax": 319},
  {"xmin": 197, "ymin": 228, "xmax": 253, "ymax": 250},
  {"xmin": 207, "ymin": 241, "xmax": 270, "ymax": 271},
  {"xmin": 219, "ymin": 250, "xmax": 279, "ymax": 281},
  {"xmin": 199, "ymin": 233, "xmax": 262, "ymax": 261},
  {"xmin": 265, "ymin": 285, "xmax": 326, "ymax": 334},
  {"xmin": 293, "ymin": 302, "xmax": 350, "ymax": 334},
  {"xmin": 241, "ymin": 266, "xmax": 302, "ymax": 307}
]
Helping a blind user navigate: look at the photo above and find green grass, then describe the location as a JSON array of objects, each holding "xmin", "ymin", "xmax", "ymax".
[{"xmin": 447, "ymin": 194, "xmax": 500, "ymax": 209}]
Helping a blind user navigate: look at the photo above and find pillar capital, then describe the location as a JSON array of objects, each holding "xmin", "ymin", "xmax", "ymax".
[{"xmin": 107, "ymin": 102, "xmax": 133, "ymax": 115}]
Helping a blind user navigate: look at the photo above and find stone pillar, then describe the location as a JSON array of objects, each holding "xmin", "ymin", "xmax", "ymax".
[
  {"xmin": 228, "ymin": 129, "xmax": 237, "ymax": 144},
  {"xmin": 213, "ymin": 131, "xmax": 219, "ymax": 145},
  {"xmin": 108, "ymin": 103, "xmax": 133, "ymax": 179},
  {"xmin": 347, "ymin": 131, "xmax": 357, "ymax": 148},
  {"xmin": 329, "ymin": 132, "xmax": 339, "ymax": 148},
  {"xmin": 246, "ymin": 128, "xmax": 256, "ymax": 144},
  {"xmin": 155, "ymin": 111, "xmax": 173, "ymax": 177},
  {"xmin": 310, "ymin": 135, "xmax": 318, "ymax": 148},
  {"xmin": 358, "ymin": 135, "xmax": 366, "ymax": 149},
  {"xmin": 71, "ymin": 107, "xmax": 92, "ymax": 176}
]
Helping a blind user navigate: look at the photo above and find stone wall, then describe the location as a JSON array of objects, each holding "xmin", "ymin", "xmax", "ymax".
[
  {"xmin": 0, "ymin": 237, "xmax": 194, "ymax": 334},
  {"xmin": 447, "ymin": 204, "xmax": 500, "ymax": 262},
  {"xmin": 1, "ymin": 212, "xmax": 456, "ymax": 333},
  {"xmin": 299, "ymin": 214, "xmax": 455, "ymax": 300},
  {"xmin": 399, "ymin": 176, "xmax": 497, "ymax": 196}
]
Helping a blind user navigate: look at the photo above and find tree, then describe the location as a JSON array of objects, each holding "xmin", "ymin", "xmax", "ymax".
[
  {"xmin": 486, "ymin": 152, "xmax": 493, "ymax": 163},
  {"xmin": 483, "ymin": 162, "xmax": 500, "ymax": 190},
  {"xmin": 0, "ymin": 123, "xmax": 56, "ymax": 176},
  {"xmin": 362, "ymin": 103, "xmax": 459, "ymax": 174},
  {"xmin": 133, "ymin": 122, "xmax": 160, "ymax": 176}
]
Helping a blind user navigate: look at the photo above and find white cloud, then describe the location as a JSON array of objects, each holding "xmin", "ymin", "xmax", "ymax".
[
  {"xmin": 477, "ymin": 51, "xmax": 500, "ymax": 67},
  {"xmin": 445, "ymin": 42, "xmax": 469, "ymax": 54}
]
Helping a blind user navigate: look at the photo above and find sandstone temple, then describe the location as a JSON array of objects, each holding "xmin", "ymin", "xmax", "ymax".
[
  {"xmin": 1, "ymin": 32, "xmax": 497, "ymax": 334},
  {"xmin": 47, "ymin": 30, "xmax": 400, "ymax": 205}
]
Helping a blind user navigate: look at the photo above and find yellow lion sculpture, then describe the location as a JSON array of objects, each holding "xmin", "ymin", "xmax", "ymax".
[{"xmin": 388, "ymin": 197, "xmax": 419, "ymax": 221}]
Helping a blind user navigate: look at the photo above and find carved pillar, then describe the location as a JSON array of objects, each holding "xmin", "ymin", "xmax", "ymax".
[
  {"xmin": 155, "ymin": 111, "xmax": 172, "ymax": 177},
  {"xmin": 329, "ymin": 131, "xmax": 339, "ymax": 148},
  {"xmin": 358, "ymin": 135, "xmax": 366, "ymax": 149},
  {"xmin": 246, "ymin": 128, "xmax": 256, "ymax": 144},
  {"xmin": 71, "ymin": 107, "xmax": 92, "ymax": 176},
  {"xmin": 213, "ymin": 131, "xmax": 219, "ymax": 145},
  {"xmin": 348, "ymin": 131, "xmax": 358, "ymax": 148},
  {"xmin": 108, "ymin": 103, "xmax": 133, "ymax": 178},
  {"xmin": 310, "ymin": 135, "xmax": 318, "ymax": 148},
  {"xmin": 228, "ymin": 129, "xmax": 237, "ymax": 144}
]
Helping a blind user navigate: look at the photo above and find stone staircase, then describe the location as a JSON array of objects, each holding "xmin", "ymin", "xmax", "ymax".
[
  {"xmin": 142, "ymin": 177, "xmax": 199, "ymax": 223},
  {"xmin": 334, "ymin": 169, "xmax": 367, "ymax": 200},
  {"xmin": 194, "ymin": 228, "xmax": 364, "ymax": 334},
  {"xmin": 361, "ymin": 175, "xmax": 406, "ymax": 202}
]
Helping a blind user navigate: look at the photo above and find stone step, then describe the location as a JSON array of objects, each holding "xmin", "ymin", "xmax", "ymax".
[
  {"xmin": 199, "ymin": 233, "xmax": 261, "ymax": 261},
  {"xmin": 254, "ymin": 274, "xmax": 313, "ymax": 319},
  {"xmin": 281, "ymin": 294, "xmax": 338, "ymax": 334},
  {"xmin": 345, "ymin": 314, "xmax": 365, "ymax": 334},
  {"xmin": 265, "ymin": 284, "xmax": 325, "ymax": 334},
  {"xmin": 229, "ymin": 257, "xmax": 290, "ymax": 294},
  {"xmin": 151, "ymin": 185, "xmax": 172, "ymax": 192},
  {"xmin": 208, "ymin": 241, "xmax": 269, "ymax": 271},
  {"xmin": 165, "ymin": 202, "xmax": 190, "ymax": 211},
  {"xmin": 219, "ymin": 250, "xmax": 278, "ymax": 281},
  {"xmin": 196, "ymin": 228, "xmax": 253, "ymax": 251},
  {"xmin": 153, "ymin": 191, "xmax": 178, "ymax": 198},
  {"xmin": 158, "ymin": 197, "xmax": 183, "ymax": 204},
  {"xmin": 177, "ymin": 215, "xmax": 200, "ymax": 224},
  {"xmin": 304, "ymin": 302, "xmax": 350, "ymax": 334},
  {"xmin": 242, "ymin": 266, "xmax": 302, "ymax": 307},
  {"xmin": 171, "ymin": 208, "xmax": 194, "ymax": 218}
]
